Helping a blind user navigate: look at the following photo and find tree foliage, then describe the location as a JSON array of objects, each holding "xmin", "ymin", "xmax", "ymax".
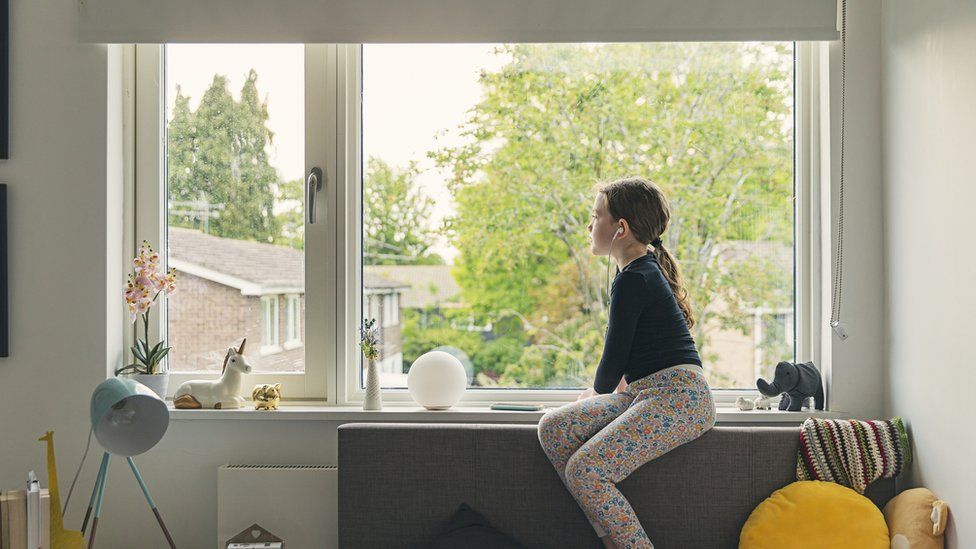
[
  {"xmin": 432, "ymin": 43, "xmax": 794, "ymax": 387},
  {"xmin": 364, "ymin": 157, "xmax": 445, "ymax": 265},
  {"xmin": 168, "ymin": 69, "xmax": 281, "ymax": 243}
]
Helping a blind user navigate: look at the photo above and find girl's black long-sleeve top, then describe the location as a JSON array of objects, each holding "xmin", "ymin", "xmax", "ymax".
[{"xmin": 593, "ymin": 250, "xmax": 702, "ymax": 394}]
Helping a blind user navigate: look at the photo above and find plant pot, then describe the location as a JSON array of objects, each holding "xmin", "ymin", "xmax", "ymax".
[
  {"xmin": 363, "ymin": 358, "xmax": 382, "ymax": 410},
  {"xmin": 126, "ymin": 373, "xmax": 170, "ymax": 400}
]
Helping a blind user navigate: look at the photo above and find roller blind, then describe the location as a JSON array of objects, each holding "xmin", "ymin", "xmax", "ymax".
[{"xmin": 78, "ymin": 0, "xmax": 839, "ymax": 43}]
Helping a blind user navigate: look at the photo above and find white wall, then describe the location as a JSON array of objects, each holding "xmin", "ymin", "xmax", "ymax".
[
  {"xmin": 0, "ymin": 2, "xmax": 887, "ymax": 547},
  {"xmin": 883, "ymin": 1, "xmax": 976, "ymax": 546}
]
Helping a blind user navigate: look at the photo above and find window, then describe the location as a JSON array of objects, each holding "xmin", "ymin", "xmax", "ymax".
[
  {"xmin": 381, "ymin": 294, "xmax": 396, "ymax": 327},
  {"xmin": 131, "ymin": 41, "xmax": 828, "ymax": 407},
  {"xmin": 358, "ymin": 43, "xmax": 796, "ymax": 396},
  {"xmin": 260, "ymin": 295, "xmax": 280, "ymax": 354},
  {"xmin": 285, "ymin": 294, "xmax": 302, "ymax": 348},
  {"xmin": 132, "ymin": 44, "xmax": 330, "ymax": 398}
]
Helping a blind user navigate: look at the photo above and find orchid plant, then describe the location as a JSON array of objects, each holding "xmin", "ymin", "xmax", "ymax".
[
  {"xmin": 359, "ymin": 317, "xmax": 380, "ymax": 361},
  {"xmin": 115, "ymin": 240, "xmax": 178, "ymax": 376}
]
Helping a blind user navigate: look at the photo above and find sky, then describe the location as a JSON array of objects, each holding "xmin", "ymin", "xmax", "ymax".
[
  {"xmin": 165, "ymin": 43, "xmax": 509, "ymax": 264},
  {"xmin": 164, "ymin": 43, "xmax": 792, "ymax": 267}
]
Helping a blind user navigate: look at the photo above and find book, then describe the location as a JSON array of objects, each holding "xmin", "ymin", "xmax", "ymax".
[
  {"xmin": 2, "ymin": 489, "xmax": 27, "ymax": 549},
  {"xmin": 490, "ymin": 402, "xmax": 544, "ymax": 411},
  {"xmin": 27, "ymin": 471, "xmax": 39, "ymax": 549},
  {"xmin": 1, "ymin": 490, "xmax": 10, "ymax": 549},
  {"xmin": 39, "ymin": 489, "xmax": 50, "ymax": 549}
]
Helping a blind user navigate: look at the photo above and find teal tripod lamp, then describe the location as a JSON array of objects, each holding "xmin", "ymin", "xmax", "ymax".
[{"xmin": 81, "ymin": 377, "xmax": 175, "ymax": 548}]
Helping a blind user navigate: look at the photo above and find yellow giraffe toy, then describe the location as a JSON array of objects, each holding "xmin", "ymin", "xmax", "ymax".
[{"xmin": 38, "ymin": 431, "xmax": 85, "ymax": 549}]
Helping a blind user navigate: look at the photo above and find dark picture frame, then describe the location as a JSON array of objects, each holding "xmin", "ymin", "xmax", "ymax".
[
  {"xmin": 0, "ymin": 184, "xmax": 7, "ymax": 357},
  {"xmin": 0, "ymin": 0, "xmax": 7, "ymax": 159}
]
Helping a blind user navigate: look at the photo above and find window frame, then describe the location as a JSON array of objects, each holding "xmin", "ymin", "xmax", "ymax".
[{"xmin": 130, "ymin": 41, "xmax": 831, "ymax": 409}]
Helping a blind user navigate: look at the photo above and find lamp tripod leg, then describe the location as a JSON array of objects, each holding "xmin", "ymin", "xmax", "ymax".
[
  {"xmin": 87, "ymin": 454, "xmax": 110, "ymax": 549},
  {"xmin": 127, "ymin": 457, "xmax": 176, "ymax": 549},
  {"xmin": 81, "ymin": 452, "xmax": 111, "ymax": 534}
]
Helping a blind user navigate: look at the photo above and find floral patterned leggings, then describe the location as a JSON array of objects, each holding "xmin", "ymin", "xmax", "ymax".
[{"xmin": 537, "ymin": 364, "xmax": 716, "ymax": 549}]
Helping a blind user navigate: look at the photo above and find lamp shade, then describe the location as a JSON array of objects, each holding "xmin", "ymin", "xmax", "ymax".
[{"xmin": 90, "ymin": 377, "xmax": 169, "ymax": 456}]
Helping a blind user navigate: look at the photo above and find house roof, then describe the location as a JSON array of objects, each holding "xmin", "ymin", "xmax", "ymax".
[
  {"xmin": 168, "ymin": 227, "xmax": 788, "ymax": 304},
  {"xmin": 364, "ymin": 265, "xmax": 462, "ymax": 308},
  {"xmin": 711, "ymin": 239, "xmax": 793, "ymax": 271},
  {"xmin": 168, "ymin": 227, "xmax": 408, "ymax": 295}
]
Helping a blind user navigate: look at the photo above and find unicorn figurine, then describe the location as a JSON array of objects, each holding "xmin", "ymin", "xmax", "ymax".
[{"xmin": 173, "ymin": 339, "xmax": 252, "ymax": 409}]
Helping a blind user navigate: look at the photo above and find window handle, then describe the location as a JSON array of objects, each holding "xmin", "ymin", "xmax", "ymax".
[{"xmin": 307, "ymin": 166, "xmax": 324, "ymax": 224}]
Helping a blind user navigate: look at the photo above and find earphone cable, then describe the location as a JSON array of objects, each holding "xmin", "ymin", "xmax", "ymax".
[{"xmin": 831, "ymin": 0, "xmax": 847, "ymax": 327}]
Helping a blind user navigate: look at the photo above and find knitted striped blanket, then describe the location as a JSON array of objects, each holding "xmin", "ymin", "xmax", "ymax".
[{"xmin": 796, "ymin": 417, "xmax": 912, "ymax": 494}]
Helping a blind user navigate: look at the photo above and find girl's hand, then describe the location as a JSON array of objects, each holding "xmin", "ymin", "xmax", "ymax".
[
  {"xmin": 612, "ymin": 376, "xmax": 628, "ymax": 394},
  {"xmin": 577, "ymin": 387, "xmax": 597, "ymax": 401}
]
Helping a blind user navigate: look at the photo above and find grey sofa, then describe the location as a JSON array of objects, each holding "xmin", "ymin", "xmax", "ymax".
[{"xmin": 337, "ymin": 423, "xmax": 898, "ymax": 548}]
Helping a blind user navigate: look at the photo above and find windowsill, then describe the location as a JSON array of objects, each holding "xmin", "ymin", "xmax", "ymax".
[
  {"xmin": 259, "ymin": 345, "xmax": 282, "ymax": 356},
  {"xmin": 283, "ymin": 340, "xmax": 303, "ymax": 351},
  {"xmin": 168, "ymin": 402, "xmax": 848, "ymax": 424}
]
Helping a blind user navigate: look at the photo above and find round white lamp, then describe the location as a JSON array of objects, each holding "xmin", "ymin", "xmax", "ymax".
[{"xmin": 407, "ymin": 350, "xmax": 468, "ymax": 410}]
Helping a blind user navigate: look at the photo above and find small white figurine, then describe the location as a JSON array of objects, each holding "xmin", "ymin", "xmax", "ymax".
[
  {"xmin": 174, "ymin": 340, "xmax": 252, "ymax": 409},
  {"xmin": 753, "ymin": 395, "xmax": 773, "ymax": 410},
  {"xmin": 735, "ymin": 396, "xmax": 755, "ymax": 411}
]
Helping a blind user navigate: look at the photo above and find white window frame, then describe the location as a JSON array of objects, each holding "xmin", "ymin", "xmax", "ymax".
[
  {"xmin": 129, "ymin": 41, "xmax": 832, "ymax": 409},
  {"xmin": 285, "ymin": 294, "xmax": 303, "ymax": 349},
  {"xmin": 127, "ymin": 44, "xmax": 333, "ymax": 400}
]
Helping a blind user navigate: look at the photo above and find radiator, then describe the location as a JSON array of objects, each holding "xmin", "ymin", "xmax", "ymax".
[{"xmin": 217, "ymin": 464, "xmax": 338, "ymax": 549}]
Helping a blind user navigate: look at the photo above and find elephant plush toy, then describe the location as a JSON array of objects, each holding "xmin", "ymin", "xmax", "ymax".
[{"xmin": 756, "ymin": 360, "xmax": 825, "ymax": 411}]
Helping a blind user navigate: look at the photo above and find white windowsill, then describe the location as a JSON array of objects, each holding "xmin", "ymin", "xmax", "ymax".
[{"xmin": 168, "ymin": 402, "xmax": 847, "ymax": 424}]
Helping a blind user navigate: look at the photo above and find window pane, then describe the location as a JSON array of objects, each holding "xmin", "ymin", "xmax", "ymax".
[
  {"xmin": 361, "ymin": 43, "xmax": 794, "ymax": 390},
  {"xmin": 164, "ymin": 44, "xmax": 305, "ymax": 373}
]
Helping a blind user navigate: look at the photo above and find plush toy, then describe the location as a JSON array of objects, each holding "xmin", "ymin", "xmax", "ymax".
[
  {"xmin": 756, "ymin": 360, "xmax": 825, "ymax": 411},
  {"xmin": 753, "ymin": 395, "xmax": 772, "ymax": 410},
  {"xmin": 883, "ymin": 488, "xmax": 949, "ymax": 549},
  {"xmin": 252, "ymin": 383, "xmax": 282, "ymax": 410},
  {"xmin": 173, "ymin": 340, "xmax": 252, "ymax": 409}
]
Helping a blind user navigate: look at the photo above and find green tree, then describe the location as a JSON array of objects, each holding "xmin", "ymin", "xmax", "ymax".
[
  {"xmin": 364, "ymin": 157, "xmax": 444, "ymax": 265},
  {"xmin": 168, "ymin": 69, "xmax": 281, "ymax": 243},
  {"xmin": 433, "ymin": 43, "xmax": 794, "ymax": 388},
  {"xmin": 274, "ymin": 177, "xmax": 304, "ymax": 249}
]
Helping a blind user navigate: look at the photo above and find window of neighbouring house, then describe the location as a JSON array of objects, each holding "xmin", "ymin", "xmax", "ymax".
[
  {"xmin": 382, "ymin": 294, "xmax": 395, "ymax": 327},
  {"xmin": 285, "ymin": 294, "xmax": 302, "ymax": 348},
  {"xmin": 261, "ymin": 295, "xmax": 280, "ymax": 354}
]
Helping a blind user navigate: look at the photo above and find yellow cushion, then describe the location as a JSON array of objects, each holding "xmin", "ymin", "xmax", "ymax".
[{"xmin": 739, "ymin": 480, "xmax": 889, "ymax": 549}]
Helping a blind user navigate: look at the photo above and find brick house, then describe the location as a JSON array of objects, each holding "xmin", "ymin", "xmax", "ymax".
[
  {"xmin": 166, "ymin": 227, "xmax": 409, "ymax": 374},
  {"xmin": 166, "ymin": 227, "xmax": 791, "ymax": 388}
]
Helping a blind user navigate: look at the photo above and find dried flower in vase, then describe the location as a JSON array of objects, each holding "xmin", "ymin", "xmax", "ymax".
[{"xmin": 359, "ymin": 317, "xmax": 380, "ymax": 361}]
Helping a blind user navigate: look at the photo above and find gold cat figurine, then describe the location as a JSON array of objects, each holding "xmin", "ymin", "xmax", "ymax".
[{"xmin": 252, "ymin": 383, "xmax": 282, "ymax": 410}]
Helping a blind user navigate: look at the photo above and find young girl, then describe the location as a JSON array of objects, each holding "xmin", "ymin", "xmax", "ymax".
[{"xmin": 537, "ymin": 177, "xmax": 716, "ymax": 549}]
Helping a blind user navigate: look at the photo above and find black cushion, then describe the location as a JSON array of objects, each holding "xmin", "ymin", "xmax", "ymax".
[{"xmin": 428, "ymin": 502, "xmax": 524, "ymax": 549}]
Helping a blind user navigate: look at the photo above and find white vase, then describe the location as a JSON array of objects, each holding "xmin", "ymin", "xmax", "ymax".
[
  {"xmin": 128, "ymin": 373, "xmax": 170, "ymax": 400},
  {"xmin": 363, "ymin": 358, "xmax": 383, "ymax": 410}
]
